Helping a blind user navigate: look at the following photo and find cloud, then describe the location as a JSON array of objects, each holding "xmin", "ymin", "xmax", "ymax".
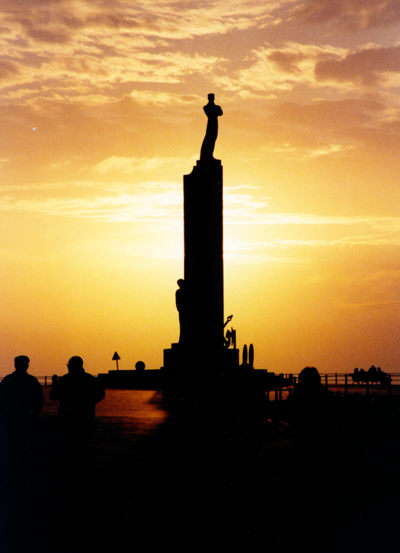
[
  {"xmin": 315, "ymin": 45, "xmax": 400, "ymax": 86},
  {"xmin": 215, "ymin": 42, "xmax": 347, "ymax": 94},
  {"xmin": 94, "ymin": 155, "xmax": 188, "ymax": 175},
  {"xmin": 267, "ymin": 50, "xmax": 306, "ymax": 75},
  {"xmin": 268, "ymin": 142, "xmax": 356, "ymax": 160},
  {"xmin": 1, "ymin": 1, "xmax": 285, "ymax": 105},
  {"xmin": 0, "ymin": 0, "xmax": 283, "ymax": 44},
  {"xmin": 0, "ymin": 59, "xmax": 20, "ymax": 80},
  {"xmin": 127, "ymin": 91, "xmax": 198, "ymax": 106},
  {"xmin": 217, "ymin": 40, "xmax": 400, "ymax": 100},
  {"xmin": 290, "ymin": 0, "xmax": 400, "ymax": 30},
  {"xmin": 228, "ymin": 212, "xmax": 400, "ymax": 228},
  {"xmin": 3, "ymin": 178, "xmax": 398, "ymax": 244},
  {"xmin": 0, "ymin": 183, "xmax": 183, "ymax": 223},
  {"xmin": 254, "ymin": 96, "xmax": 385, "ymax": 155},
  {"xmin": 0, "ymin": 25, "xmax": 226, "ymax": 104}
]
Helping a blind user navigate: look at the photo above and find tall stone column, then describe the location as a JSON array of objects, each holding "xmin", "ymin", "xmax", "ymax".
[{"xmin": 183, "ymin": 159, "xmax": 224, "ymax": 355}]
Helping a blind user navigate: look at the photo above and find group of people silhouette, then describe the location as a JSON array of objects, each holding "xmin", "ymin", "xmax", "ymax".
[
  {"xmin": 0, "ymin": 355, "xmax": 105, "ymax": 467},
  {"xmin": 352, "ymin": 365, "xmax": 391, "ymax": 385}
]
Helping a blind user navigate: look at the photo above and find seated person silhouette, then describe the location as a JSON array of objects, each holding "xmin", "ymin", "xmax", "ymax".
[
  {"xmin": 50, "ymin": 356, "xmax": 105, "ymax": 454},
  {"xmin": 0, "ymin": 355, "xmax": 43, "ymax": 468}
]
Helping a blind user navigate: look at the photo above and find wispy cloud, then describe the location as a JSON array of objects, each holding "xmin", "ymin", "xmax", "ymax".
[
  {"xmin": 0, "ymin": 182, "xmax": 183, "ymax": 223},
  {"xmin": 268, "ymin": 142, "xmax": 356, "ymax": 159},
  {"xmin": 0, "ymin": 0, "xmax": 283, "ymax": 102},
  {"xmin": 315, "ymin": 44, "xmax": 400, "ymax": 87},
  {"xmin": 1, "ymin": 178, "xmax": 400, "ymax": 255},
  {"xmin": 215, "ymin": 42, "xmax": 347, "ymax": 94},
  {"xmin": 258, "ymin": 96, "xmax": 388, "ymax": 155},
  {"xmin": 93, "ymin": 155, "xmax": 190, "ymax": 175},
  {"xmin": 1, "ymin": 1, "xmax": 285, "ymax": 43},
  {"xmin": 290, "ymin": 0, "xmax": 400, "ymax": 30}
]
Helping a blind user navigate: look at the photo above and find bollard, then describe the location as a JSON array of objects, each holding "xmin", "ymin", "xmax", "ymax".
[
  {"xmin": 45, "ymin": 375, "xmax": 47, "ymax": 386},
  {"xmin": 344, "ymin": 374, "xmax": 348, "ymax": 397},
  {"xmin": 335, "ymin": 373, "xmax": 338, "ymax": 385}
]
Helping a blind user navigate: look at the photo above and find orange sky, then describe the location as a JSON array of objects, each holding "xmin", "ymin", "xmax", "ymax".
[{"xmin": 1, "ymin": 0, "xmax": 400, "ymax": 376}]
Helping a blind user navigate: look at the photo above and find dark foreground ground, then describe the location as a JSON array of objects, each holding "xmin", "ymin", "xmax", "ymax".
[{"xmin": 1, "ymin": 385, "xmax": 400, "ymax": 553}]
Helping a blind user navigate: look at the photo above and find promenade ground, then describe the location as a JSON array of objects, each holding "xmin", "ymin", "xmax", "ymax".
[{"xmin": 1, "ymin": 387, "xmax": 399, "ymax": 553}]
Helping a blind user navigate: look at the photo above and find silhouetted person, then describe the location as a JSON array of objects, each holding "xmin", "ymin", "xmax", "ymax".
[
  {"xmin": 368, "ymin": 365, "xmax": 377, "ymax": 382},
  {"xmin": 135, "ymin": 360, "xmax": 145, "ymax": 372},
  {"xmin": 200, "ymin": 93, "xmax": 223, "ymax": 160},
  {"xmin": 176, "ymin": 279, "xmax": 188, "ymax": 344},
  {"xmin": 0, "ymin": 356, "xmax": 43, "ymax": 468},
  {"xmin": 288, "ymin": 367, "xmax": 338, "ymax": 467},
  {"xmin": 50, "ymin": 356, "xmax": 104, "ymax": 454}
]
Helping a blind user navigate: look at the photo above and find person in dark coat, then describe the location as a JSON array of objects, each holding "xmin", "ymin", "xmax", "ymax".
[
  {"xmin": 288, "ymin": 366, "xmax": 338, "ymax": 464},
  {"xmin": 0, "ymin": 355, "xmax": 43, "ymax": 466},
  {"xmin": 50, "ymin": 356, "xmax": 105, "ymax": 454}
]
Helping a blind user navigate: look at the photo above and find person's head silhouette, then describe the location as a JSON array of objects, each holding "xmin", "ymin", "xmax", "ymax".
[
  {"xmin": 298, "ymin": 366, "xmax": 321, "ymax": 388},
  {"xmin": 177, "ymin": 279, "xmax": 185, "ymax": 289},
  {"xmin": 14, "ymin": 355, "xmax": 30, "ymax": 374},
  {"xmin": 208, "ymin": 93, "xmax": 215, "ymax": 103},
  {"xmin": 67, "ymin": 356, "xmax": 84, "ymax": 376}
]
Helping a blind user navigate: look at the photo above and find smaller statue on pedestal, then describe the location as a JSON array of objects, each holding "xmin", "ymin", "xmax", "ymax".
[
  {"xmin": 176, "ymin": 279, "xmax": 187, "ymax": 344},
  {"xmin": 200, "ymin": 93, "xmax": 223, "ymax": 161}
]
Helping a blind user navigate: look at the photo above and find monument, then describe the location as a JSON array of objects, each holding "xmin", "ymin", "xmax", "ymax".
[
  {"xmin": 163, "ymin": 94, "xmax": 239, "ymax": 374},
  {"xmin": 99, "ymin": 96, "xmax": 284, "ymax": 390}
]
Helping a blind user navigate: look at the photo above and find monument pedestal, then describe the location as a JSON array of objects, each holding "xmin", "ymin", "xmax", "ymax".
[{"xmin": 162, "ymin": 343, "xmax": 240, "ymax": 374}]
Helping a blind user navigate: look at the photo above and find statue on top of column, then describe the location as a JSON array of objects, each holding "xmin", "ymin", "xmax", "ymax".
[{"xmin": 200, "ymin": 93, "xmax": 223, "ymax": 161}]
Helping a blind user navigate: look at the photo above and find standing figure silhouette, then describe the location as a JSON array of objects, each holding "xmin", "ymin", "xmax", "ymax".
[
  {"xmin": 200, "ymin": 93, "xmax": 223, "ymax": 160},
  {"xmin": 50, "ymin": 356, "xmax": 105, "ymax": 456},
  {"xmin": 0, "ymin": 355, "xmax": 43, "ymax": 469}
]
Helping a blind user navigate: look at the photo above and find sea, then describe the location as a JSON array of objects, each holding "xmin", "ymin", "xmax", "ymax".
[{"xmin": 42, "ymin": 387, "xmax": 168, "ymax": 435}]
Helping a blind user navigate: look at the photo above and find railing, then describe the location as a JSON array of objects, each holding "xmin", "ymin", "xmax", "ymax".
[
  {"xmin": 319, "ymin": 372, "xmax": 400, "ymax": 393},
  {"xmin": 264, "ymin": 371, "xmax": 400, "ymax": 401},
  {"xmin": 37, "ymin": 376, "xmax": 52, "ymax": 386},
  {"xmin": 0, "ymin": 375, "xmax": 52, "ymax": 386},
  {"xmin": 2, "ymin": 372, "xmax": 400, "ymax": 396}
]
